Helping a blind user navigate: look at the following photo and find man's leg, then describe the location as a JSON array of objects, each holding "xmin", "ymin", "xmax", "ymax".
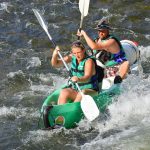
[{"xmin": 119, "ymin": 61, "xmax": 130, "ymax": 79}]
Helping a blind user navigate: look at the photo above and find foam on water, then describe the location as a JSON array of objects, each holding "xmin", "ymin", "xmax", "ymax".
[
  {"xmin": 139, "ymin": 45, "xmax": 150, "ymax": 61},
  {"xmin": 30, "ymin": 84, "xmax": 53, "ymax": 95},
  {"xmin": 7, "ymin": 70, "xmax": 25, "ymax": 78},
  {"xmin": 81, "ymin": 125, "xmax": 150, "ymax": 150},
  {"xmin": 52, "ymin": 76, "xmax": 68, "ymax": 89},
  {"xmin": 28, "ymin": 73, "xmax": 67, "ymax": 95},
  {"xmin": 38, "ymin": 73, "xmax": 53, "ymax": 83},
  {"xmin": 108, "ymin": 91, "xmax": 150, "ymax": 128},
  {"xmin": 0, "ymin": 106, "xmax": 39, "ymax": 119},
  {"xmin": 22, "ymin": 126, "xmax": 66, "ymax": 146},
  {"xmin": 79, "ymin": 73, "xmax": 150, "ymax": 149},
  {"xmin": 26, "ymin": 57, "xmax": 41, "ymax": 69},
  {"xmin": 22, "ymin": 130, "xmax": 53, "ymax": 144},
  {"xmin": 0, "ymin": 2, "xmax": 11, "ymax": 12}
]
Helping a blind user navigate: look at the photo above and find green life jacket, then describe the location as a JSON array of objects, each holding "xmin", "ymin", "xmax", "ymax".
[
  {"xmin": 94, "ymin": 34, "xmax": 127, "ymax": 67},
  {"xmin": 70, "ymin": 55, "xmax": 100, "ymax": 91}
]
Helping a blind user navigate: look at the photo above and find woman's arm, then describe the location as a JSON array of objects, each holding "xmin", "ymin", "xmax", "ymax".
[
  {"xmin": 51, "ymin": 46, "xmax": 72, "ymax": 68},
  {"xmin": 71, "ymin": 58, "xmax": 95, "ymax": 83}
]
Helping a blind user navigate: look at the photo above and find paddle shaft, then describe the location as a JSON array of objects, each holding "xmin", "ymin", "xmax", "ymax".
[
  {"xmin": 78, "ymin": 15, "xmax": 84, "ymax": 40},
  {"xmin": 33, "ymin": 9, "xmax": 70, "ymax": 73},
  {"xmin": 78, "ymin": 0, "xmax": 90, "ymax": 40}
]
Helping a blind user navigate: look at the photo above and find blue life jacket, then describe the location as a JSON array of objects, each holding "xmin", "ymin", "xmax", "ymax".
[{"xmin": 94, "ymin": 34, "xmax": 127, "ymax": 67}]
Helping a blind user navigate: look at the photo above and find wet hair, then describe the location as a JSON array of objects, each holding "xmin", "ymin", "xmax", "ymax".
[{"xmin": 71, "ymin": 40, "xmax": 85, "ymax": 50}]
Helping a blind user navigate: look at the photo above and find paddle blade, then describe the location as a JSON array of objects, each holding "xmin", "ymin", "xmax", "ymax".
[
  {"xmin": 81, "ymin": 95, "xmax": 100, "ymax": 121},
  {"xmin": 79, "ymin": 0, "xmax": 90, "ymax": 17},
  {"xmin": 33, "ymin": 9, "xmax": 52, "ymax": 40}
]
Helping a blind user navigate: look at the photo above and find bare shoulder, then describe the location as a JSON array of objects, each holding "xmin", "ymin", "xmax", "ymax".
[
  {"xmin": 85, "ymin": 58, "xmax": 95, "ymax": 66},
  {"xmin": 105, "ymin": 38, "xmax": 116, "ymax": 44}
]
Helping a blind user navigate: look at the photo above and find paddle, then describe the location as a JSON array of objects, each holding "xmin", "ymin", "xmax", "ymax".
[
  {"xmin": 75, "ymin": 83, "xmax": 99, "ymax": 121},
  {"xmin": 78, "ymin": 0, "xmax": 90, "ymax": 40},
  {"xmin": 32, "ymin": 9, "xmax": 70, "ymax": 72},
  {"xmin": 33, "ymin": 9, "xmax": 99, "ymax": 121}
]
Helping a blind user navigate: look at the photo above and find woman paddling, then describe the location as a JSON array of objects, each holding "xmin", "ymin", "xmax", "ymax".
[{"xmin": 51, "ymin": 41, "xmax": 104, "ymax": 105}]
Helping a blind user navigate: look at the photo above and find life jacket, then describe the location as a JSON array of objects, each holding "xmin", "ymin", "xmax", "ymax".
[
  {"xmin": 94, "ymin": 35, "xmax": 127, "ymax": 67},
  {"xmin": 70, "ymin": 55, "xmax": 103, "ymax": 91}
]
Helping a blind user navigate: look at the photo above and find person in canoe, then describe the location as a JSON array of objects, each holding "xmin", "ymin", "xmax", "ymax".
[
  {"xmin": 51, "ymin": 41, "xmax": 104, "ymax": 105},
  {"xmin": 77, "ymin": 19, "xmax": 129, "ymax": 84}
]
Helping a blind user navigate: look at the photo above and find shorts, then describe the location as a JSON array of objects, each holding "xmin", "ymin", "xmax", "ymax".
[{"xmin": 105, "ymin": 64, "xmax": 120, "ymax": 78}]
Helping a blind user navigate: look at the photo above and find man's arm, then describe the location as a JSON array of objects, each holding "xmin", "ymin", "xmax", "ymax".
[
  {"xmin": 77, "ymin": 30, "xmax": 100, "ymax": 50},
  {"xmin": 77, "ymin": 30, "xmax": 118, "ymax": 52},
  {"xmin": 97, "ymin": 39, "xmax": 118, "ymax": 53}
]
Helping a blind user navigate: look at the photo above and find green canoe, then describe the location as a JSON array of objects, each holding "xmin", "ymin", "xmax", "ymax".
[{"xmin": 40, "ymin": 83, "xmax": 120, "ymax": 129}]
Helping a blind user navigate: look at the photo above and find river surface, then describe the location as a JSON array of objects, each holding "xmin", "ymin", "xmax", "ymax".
[{"xmin": 0, "ymin": 0, "xmax": 150, "ymax": 150}]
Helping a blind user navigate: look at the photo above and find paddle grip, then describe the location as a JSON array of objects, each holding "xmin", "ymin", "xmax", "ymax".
[{"xmin": 78, "ymin": 28, "xmax": 82, "ymax": 40}]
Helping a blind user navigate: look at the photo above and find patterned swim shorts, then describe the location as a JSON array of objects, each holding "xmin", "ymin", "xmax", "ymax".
[{"xmin": 105, "ymin": 64, "xmax": 120, "ymax": 78}]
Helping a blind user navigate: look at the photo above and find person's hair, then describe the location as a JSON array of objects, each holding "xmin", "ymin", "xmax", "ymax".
[{"xmin": 71, "ymin": 41, "xmax": 85, "ymax": 50}]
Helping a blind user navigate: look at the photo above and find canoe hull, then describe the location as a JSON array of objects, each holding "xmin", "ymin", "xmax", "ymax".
[
  {"xmin": 41, "ymin": 86, "xmax": 84, "ymax": 129},
  {"xmin": 41, "ymin": 84, "xmax": 120, "ymax": 129}
]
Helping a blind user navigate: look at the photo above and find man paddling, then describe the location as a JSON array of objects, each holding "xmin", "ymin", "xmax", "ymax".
[
  {"xmin": 77, "ymin": 20, "xmax": 129, "ymax": 83},
  {"xmin": 51, "ymin": 41, "xmax": 103, "ymax": 105}
]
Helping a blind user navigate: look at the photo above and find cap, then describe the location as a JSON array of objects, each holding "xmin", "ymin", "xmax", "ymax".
[{"xmin": 95, "ymin": 20, "xmax": 112, "ymax": 31}]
